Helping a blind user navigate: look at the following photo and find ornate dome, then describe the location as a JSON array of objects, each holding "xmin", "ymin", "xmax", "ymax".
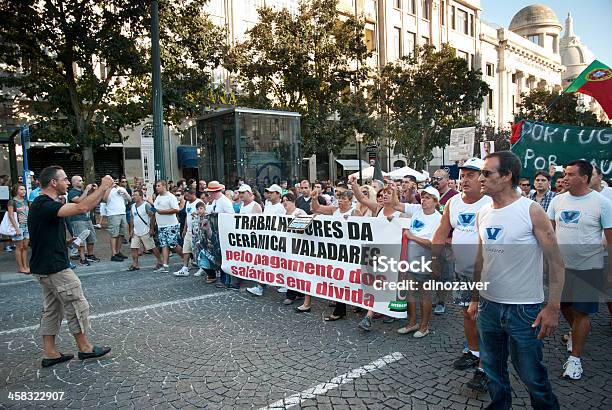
[
  {"xmin": 560, "ymin": 13, "xmax": 595, "ymax": 82},
  {"xmin": 509, "ymin": 4, "xmax": 562, "ymax": 32}
]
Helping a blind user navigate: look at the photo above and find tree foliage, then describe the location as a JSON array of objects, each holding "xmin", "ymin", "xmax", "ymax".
[
  {"xmin": 225, "ymin": 0, "xmax": 374, "ymax": 156},
  {"xmin": 0, "ymin": 0, "xmax": 225, "ymax": 180},
  {"xmin": 516, "ymin": 89, "xmax": 608, "ymax": 127},
  {"xmin": 374, "ymin": 44, "xmax": 489, "ymax": 168}
]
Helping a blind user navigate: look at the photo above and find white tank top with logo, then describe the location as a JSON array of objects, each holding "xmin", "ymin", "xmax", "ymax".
[
  {"xmin": 333, "ymin": 207, "xmax": 355, "ymax": 217},
  {"xmin": 477, "ymin": 196, "xmax": 543, "ymax": 304},
  {"xmin": 449, "ymin": 194, "xmax": 492, "ymax": 276},
  {"xmin": 240, "ymin": 201, "xmax": 257, "ymax": 214}
]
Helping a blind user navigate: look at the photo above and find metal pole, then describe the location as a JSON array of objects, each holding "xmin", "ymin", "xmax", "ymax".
[
  {"xmin": 151, "ymin": 0, "xmax": 166, "ymax": 181},
  {"xmin": 358, "ymin": 140, "xmax": 363, "ymax": 185}
]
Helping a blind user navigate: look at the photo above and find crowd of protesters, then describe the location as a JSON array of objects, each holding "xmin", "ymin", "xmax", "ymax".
[{"xmin": 7, "ymin": 151, "xmax": 612, "ymax": 409}]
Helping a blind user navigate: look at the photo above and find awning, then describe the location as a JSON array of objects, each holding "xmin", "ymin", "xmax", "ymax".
[
  {"xmin": 335, "ymin": 159, "xmax": 370, "ymax": 171},
  {"xmin": 177, "ymin": 145, "xmax": 198, "ymax": 168}
]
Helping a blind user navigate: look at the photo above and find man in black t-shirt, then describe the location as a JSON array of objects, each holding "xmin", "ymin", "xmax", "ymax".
[
  {"xmin": 28, "ymin": 166, "xmax": 114, "ymax": 368},
  {"xmin": 295, "ymin": 180, "xmax": 326, "ymax": 214}
]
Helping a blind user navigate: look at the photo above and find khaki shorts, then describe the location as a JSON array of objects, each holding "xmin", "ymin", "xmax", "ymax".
[
  {"xmin": 35, "ymin": 268, "xmax": 90, "ymax": 336},
  {"xmin": 130, "ymin": 233, "xmax": 156, "ymax": 251},
  {"xmin": 182, "ymin": 231, "xmax": 194, "ymax": 254},
  {"xmin": 70, "ymin": 220, "xmax": 97, "ymax": 244},
  {"xmin": 107, "ymin": 214, "xmax": 128, "ymax": 238}
]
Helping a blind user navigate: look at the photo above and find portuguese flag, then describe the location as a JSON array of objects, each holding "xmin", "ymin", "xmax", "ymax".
[{"xmin": 564, "ymin": 59, "xmax": 612, "ymax": 118}]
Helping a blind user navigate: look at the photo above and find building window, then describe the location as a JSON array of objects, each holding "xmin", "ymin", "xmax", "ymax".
[
  {"xmin": 393, "ymin": 27, "xmax": 402, "ymax": 60},
  {"xmin": 470, "ymin": 14, "xmax": 474, "ymax": 36},
  {"xmin": 451, "ymin": 6, "xmax": 456, "ymax": 29},
  {"xmin": 440, "ymin": 1, "xmax": 445, "ymax": 25},
  {"xmin": 365, "ymin": 27, "xmax": 377, "ymax": 52},
  {"xmin": 487, "ymin": 90, "xmax": 493, "ymax": 112},
  {"xmin": 407, "ymin": 31, "xmax": 416, "ymax": 56},
  {"xmin": 470, "ymin": 54, "xmax": 475, "ymax": 70},
  {"xmin": 547, "ymin": 34, "xmax": 558, "ymax": 52},
  {"xmin": 486, "ymin": 63, "xmax": 494, "ymax": 76},
  {"xmin": 527, "ymin": 34, "xmax": 540, "ymax": 45},
  {"xmin": 512, "ymin": 73, "xmax": 517, "ymax": 83},
  {"xmin": 457, "ymin": 50, "xmax": 468, "ymax": 61},
  {"xmin": 421, "ymin": 0, "xmax": 430, "ymax": 20},
  {"xmin": 512, "ymin": 95, "xmax": 515, "ymax": 114},
  {"xmin": 407, "ymin": 0, "xmax": 416, "ymax": 14},
  {"xmin": 422, "ymin": 36, "xmax": 430, "ymax": 45},
  {"xmin": 394, "ymin": 0, "xmax": 401, "ymax": 9},
  {"xmin": 457, "ymin": 9, "xmax": 468, "ymax": 34}
]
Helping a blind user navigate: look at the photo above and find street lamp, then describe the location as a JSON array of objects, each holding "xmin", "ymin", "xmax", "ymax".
[{"xmin": 355, "ymin": 132, "xmax": 364, "ymax": 185}]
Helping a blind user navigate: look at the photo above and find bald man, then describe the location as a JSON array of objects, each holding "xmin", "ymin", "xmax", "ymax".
[{"xmin": 67, "ymin": 176, "xmax": 100, "ymax": 265}]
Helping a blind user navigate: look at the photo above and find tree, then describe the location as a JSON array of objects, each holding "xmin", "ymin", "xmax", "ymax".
[
  {"xmin": 225, "ymin": 0, "xmax": 375, "ymax": 157},
  {"xmin": 0, "ymin": 0, "xmax": 225, "ymax": 181},
  {"xmin": 516, "ymin": 89, "xmax": 608, "ymax": 127},
  {"xmin": 374, "ymin": 44, "xmax": 489, "ymax": 168}
]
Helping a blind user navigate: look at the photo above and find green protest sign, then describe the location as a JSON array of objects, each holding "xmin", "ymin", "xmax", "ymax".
[{"xmin": 511, "ymin": 120, "xmax": 612, "ymax": 179}]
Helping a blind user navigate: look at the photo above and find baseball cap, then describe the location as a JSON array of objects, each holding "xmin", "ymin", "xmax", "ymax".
[
  {"xmin": 265, "ymin": 184, "xmax": 282, "ymax": 194},
  {"xmin": 237, "ymin": 184, "xmax": 252, "ymax": 193},
  {"xmin": 460, "ymin": 157, "xmax": 485, "ymax": 171},
  {"xmin": 420, "ymin": 185, "xmax": 441, "ymax": 201}
]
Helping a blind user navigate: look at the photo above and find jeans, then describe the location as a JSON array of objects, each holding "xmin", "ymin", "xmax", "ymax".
[{"xmin": 477, "ymin": 298, "xmax": 559, "ymax": 410}]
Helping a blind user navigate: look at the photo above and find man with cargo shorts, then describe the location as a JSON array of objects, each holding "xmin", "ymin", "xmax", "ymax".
[
  {"xmin": 103, "ymin": 176, "xmax": 131, "ymax": 262},
  {"xmin": 28, "ymin": 166, "xmax": 113, "ymax": 368},
  {"xmin": 67, "ymin": 175, "xmax": 100, "ymax": 265}
]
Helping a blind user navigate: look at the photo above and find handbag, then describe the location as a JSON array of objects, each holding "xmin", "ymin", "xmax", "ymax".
[{"xmin": 0, "ymin": 212, "xmax": 17, "ymax": 236}]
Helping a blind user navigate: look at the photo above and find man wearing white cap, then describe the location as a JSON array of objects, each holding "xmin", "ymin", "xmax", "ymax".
[
  {"xmin": 238, "ymin": 184, "xmax": 262, "ymax": 214},
  {"xmin": 263, "ymin": 184, "xmax": 285, "ymax": 215},
  {"xmin": 431, "ymin": 157, "xmax": 492, "ymax": 393},
  {"xmin": 247, "ymin": 183, "xmax": 286, "ymax": 296}
]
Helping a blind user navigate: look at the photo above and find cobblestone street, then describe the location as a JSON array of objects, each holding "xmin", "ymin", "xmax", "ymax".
[{"xmin": 0, "ymin": 260, "xmax": 610, "ymax": 409}]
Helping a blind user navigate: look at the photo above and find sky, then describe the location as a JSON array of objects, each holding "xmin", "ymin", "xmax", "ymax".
[{"xmin": 480, "ymin": 0, "xmax": 612, "ymax": 66}]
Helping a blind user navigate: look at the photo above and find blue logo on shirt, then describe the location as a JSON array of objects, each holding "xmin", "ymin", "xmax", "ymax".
[
  {"xmin": 411, "ymin": 219, "xmax": 425, "ymax": 232},
  {"xmin": 485, "ymin": 226, "xmax": 503, "ymax": 241},
  {"xmin": 457, "ymin": 213, "xmax": 476, "ymax": 227},
  {"xmin": 560, "ymin": 210, "xmax": 581, "ymax": 224}
]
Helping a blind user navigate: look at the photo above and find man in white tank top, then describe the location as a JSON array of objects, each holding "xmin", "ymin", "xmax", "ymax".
[
  {"xmin": 467, "ymin": 151, "xmax": 565, "ymax": 409},
  {"xmin": 432, "ymin": 157, "xmax": 491, "ymax": 393}
]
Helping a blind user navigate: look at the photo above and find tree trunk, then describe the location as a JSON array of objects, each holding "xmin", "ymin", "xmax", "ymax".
[{"xmin": 82, "ymin": 144, "xmax": 96, "ymax": 184}]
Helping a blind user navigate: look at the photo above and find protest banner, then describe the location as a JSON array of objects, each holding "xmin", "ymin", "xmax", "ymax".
[
  {"xmin": 511, "ymin": 120, "xmax": 612, "ymax": 178},
  {"xmin": 449, "ymin": 127, "xmax": 475, "ymax": 161},
  {"xmin": 218, "ymin": 214, "xmax": 412, "ymax": 318}
]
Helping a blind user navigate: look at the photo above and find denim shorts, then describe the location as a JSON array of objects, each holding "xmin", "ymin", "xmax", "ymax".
[
  {"xmin": 11, "ymin": 223, "xmax": 29, "ymax": 241},
  {"xmin": 158, "ymin": 224, "xmax": 181, "ymax": 248}
]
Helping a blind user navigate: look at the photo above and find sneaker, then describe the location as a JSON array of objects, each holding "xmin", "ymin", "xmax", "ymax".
[
  {"xmin": 79, "ymin": 258, "xmax": 91, "ymax": 266},
  {"xmin": 359, "ymin": 316, "xmax": 372, "ymax": 331},
  {"xmin": 466, "ymin": 369, "xmax": 488, "ymax": 392},
  {"xmin": 116, "ymin": 252, "xmax": 128, "ymax": 260},
  {"xmin": 434, "ymin": 303, "xmax": 446, "ymax": 315},
  {"xmin": 194, "ymin": 268, "xmax": 205, "ymax": 277},
  {"xmin": 4, "ymin": 245, "xmax": 14, "ymax": 252},
  {"xmin": 173, "ymin": 266, "xmax": 190, "ymax": 276},
  {"xmin": 413, "ymin": 329, "xmax": 430, "ymax": 338},
  {"xmin": 453, "ymin": 352, "xmax": 480, "ymax": 370},
  {"xmin": 86, "ymin": 254, "xmax": 100, "ymax": 262},
  {"xmin": 94, "ymin": 223, "xmax": 102, "ymax": 229},
  {"xmin": 277, "ymin": 287, "xmax": 288, "ymax": 293},
  {"xmin": 154, "ymin": 264, "xmax": 169, "ymax": 273},
  {"xmin": 110, "ymin": 254, "xmax": 124, "ymax": 262},
  {"xmin": 69, "ymin": 262, "xmax": 77, "ymax": 269},
  {"xmin": 247, "ymin": 285, "xmax": 263, "ymax": 297},
  {"xmin": 562, "ymin": 358, "xmax": 583, "ymax": 380}
]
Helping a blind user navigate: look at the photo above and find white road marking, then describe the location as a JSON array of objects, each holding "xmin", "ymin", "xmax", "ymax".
[
  {"xmin": 0, "ymin": 292, "xmax": 226, "ymax": 336},
  {"xmin": 0, "ymin": 264, "xmax": 160, "ymax": 287},
  {"xmin": 259, "ymin": 352, "xmax": 405, "ymax": 409}
]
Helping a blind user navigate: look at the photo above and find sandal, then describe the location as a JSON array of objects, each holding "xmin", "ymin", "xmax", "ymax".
[
  {"xmin": 127, "ymin": 265, "xmax": 140, "ymax": 271},
  {"xmin": 324, "ymin": 314, "xmax": 345, "ymax": 322}
]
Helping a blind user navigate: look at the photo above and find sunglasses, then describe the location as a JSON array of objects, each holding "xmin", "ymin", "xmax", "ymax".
[{"xmin": 481, "ymin": 170, "xmax": 496, "ymax": 178}]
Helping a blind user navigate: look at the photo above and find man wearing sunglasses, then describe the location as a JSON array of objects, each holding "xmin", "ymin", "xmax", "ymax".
[
  {"xmin": 467, "ymin": 151, "xmax": 564, "ymax": 409},
  {"xmin": 28, "ymin": 166, "xmax": 114, "ymax": 367}
]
